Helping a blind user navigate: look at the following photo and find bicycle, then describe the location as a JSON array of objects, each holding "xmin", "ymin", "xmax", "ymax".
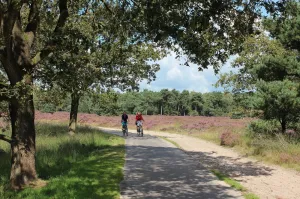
[
  {"xmin": 121, "ymin": 121, "xmax": 128, "ymax": 137},
  {"xmin": 136, "ymin": 121, "xmax": 143, "ymax": 137}
]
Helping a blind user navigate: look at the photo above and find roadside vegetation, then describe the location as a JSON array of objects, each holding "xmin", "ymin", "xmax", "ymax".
[
  {"xmin": 34, "ymin": 111, "xmax": 300, "ymax": 171},
  {"xmin": 211, "ymin": 170, "xmax": 259, "ymax": 199},
  {"xmin": 0, "ymin": 123, "xmax": 125, "ymax": 199}
]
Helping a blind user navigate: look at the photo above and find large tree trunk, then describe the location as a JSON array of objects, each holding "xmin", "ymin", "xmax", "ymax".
[
  {"xmin": 0, "ymin": 0, "xmax": 69, "ymax": 190},
  {"xmin": 9, "ymin": 88, "xmax": 37, "ymax": 190},
  {"xmin": 68, "ymin": 93, "xmax": 80, "ymax": 135}
]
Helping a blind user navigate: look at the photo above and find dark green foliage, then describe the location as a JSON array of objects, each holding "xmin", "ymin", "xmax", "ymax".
[
  {"xmin": 34, "ymin": 88, "xmax": 237, "ymax": 117},
  {"xmin": 217, "ymin": 1, "xmax": 300, "ymax": 134},
  {"xmin": 248, "ymin": 120, "xmax": 281, "ymax": 136},
  {"xmin": 202, "ymin": 92, "xmax": 233, "ymax": 116}
]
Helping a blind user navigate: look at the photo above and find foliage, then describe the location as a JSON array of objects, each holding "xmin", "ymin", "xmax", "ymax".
[
  {"xmin": 0, "ymin": 123, "xmax": 124, "ymax": 199},
  {"xmin": 257, "ymin": 80, "xmax": 300, "ymax": 132},
  {"xmin": 248, "ymin": 120, "xmax": 281, "ymax": 136},
  {"xmin": 35, "ymin": 88, "xmax": 238, "ymax": 117},
  {"xmin": 217, "ymin": 2, "xmax": 300, "ymax": 133}
]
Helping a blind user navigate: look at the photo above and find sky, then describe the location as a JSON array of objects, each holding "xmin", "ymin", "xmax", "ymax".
[{"xmin": 139, "ymin": 52, "xmax": 237, "ymax": 93}]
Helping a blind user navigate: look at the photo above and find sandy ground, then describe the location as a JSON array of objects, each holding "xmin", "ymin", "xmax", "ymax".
[{"xmin": 101, "ymin": 127, "xmax": 300, "ymax": 199}]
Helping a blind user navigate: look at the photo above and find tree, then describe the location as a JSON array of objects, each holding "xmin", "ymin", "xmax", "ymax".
[
  {"xmin": 190, "ymin": 92, "xmax": 204, "ymax": 115},
  {"xmin": 257, "ymin": 80, "xmax": 300, "ymax": 133},
  {"xmin": 203, "ymin": 92, "xmax": 231, "ymax": 116},
  {"xmin": 179, "ymin": 90, "xmax": 190, "ymax": 116},
  {"xmin": 0, "ymin": 0, "xmax": 280, "ymax": 189},
  {"xmin": 0, "ymin": 1, "xmax": 70, "ymax": 189},
  {"xmin": 39, "ymin": 4, "xmax": 162, "ymax": 134},
  {"xmin": 217, "ymin": 6, "xmax": 300, "ymax": 132},
  {"xmin": 89, "ymin": 90, "xmax": 121, "ymax": 116}
]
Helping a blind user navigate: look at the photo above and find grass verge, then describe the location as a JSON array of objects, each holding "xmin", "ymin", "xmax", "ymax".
[
  {"xmin": 211, "ymin": 169, "xmax": 260, "ymax": 199},
  {"xmin": 0, "ymin": 123, "xmax": 125, "ymax": 199},
  {"xmin": 159, "ymin": 136, "xmax": 183, "ymax": 150}
]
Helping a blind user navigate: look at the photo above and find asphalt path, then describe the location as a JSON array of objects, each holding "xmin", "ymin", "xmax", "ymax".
[{"xmin": 101, "ymin": 128, "xmax": 243, "ymax": 199}]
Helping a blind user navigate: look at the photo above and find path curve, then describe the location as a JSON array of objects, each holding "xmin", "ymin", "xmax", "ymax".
[{"xmin": 101, "ymin": 128, "xmax": 243, "ymax": 199}]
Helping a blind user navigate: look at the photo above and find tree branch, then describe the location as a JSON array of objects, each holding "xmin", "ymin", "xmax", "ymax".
[
  {"xmin": 0, "ymin": 134, "xmax": 12, "ymax": 144},
  {"xmin": 25, "ymin": 1, "xmax": 40, "ymax": 48},
  {"xmin": 100, "ymin": 0, "xmax": 113, "ymax": 14},
  {"xmin": 31, "ymin": 0, "xmax": 69, "ymax": 65}
]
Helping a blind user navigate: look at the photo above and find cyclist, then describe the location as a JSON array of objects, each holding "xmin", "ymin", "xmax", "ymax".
[
  {"xmin": 135, "ymin": 112, "xmax": 145, "ymax": 132},
  {"xmin": 121, "ymin": 111, "xmax": 129, "ymax": 131}
]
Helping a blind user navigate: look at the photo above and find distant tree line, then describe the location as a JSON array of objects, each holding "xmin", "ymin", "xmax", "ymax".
[{"xmin": 34, "ymin": 87, "xmax": 258, "ymax": 118}]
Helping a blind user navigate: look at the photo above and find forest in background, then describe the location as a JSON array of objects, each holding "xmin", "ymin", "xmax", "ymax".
[{"xmin": 33, "ymin": 87, "xmax": 257, "ymax": 118}]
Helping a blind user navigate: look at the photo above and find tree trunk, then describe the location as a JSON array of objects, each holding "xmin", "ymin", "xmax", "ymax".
[
  {"xmin": 9, "ymin": 94, "xmax": 37, "ymax": 190},
  {"xmin": 280, "ymin": 118, "xmax": 287, "ymax": 134},
  {"xmin": 1, "ymin": 0, "xmax": 70, "ymax": 190},
  {"xmin": 68, "ymin": 93, "xmax": 80, "ymax": 135}
]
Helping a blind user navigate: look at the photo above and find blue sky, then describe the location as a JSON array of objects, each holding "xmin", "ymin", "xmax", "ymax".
[{"xmin": 140, "ymin": 52, "xmax": 236, "ymax": 93}]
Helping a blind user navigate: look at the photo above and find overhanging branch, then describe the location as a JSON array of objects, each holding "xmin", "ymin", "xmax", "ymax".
[
  {"xmin": 25, "ymin": 1, "xmax": 41, "ymax": 48},
  {"xmin": 100, "ymin": 0, "xmax": 113, "ymax": 14},
  {"xmin": 31, "ymin": 0, "xmax": 69, "ymax": 65},
  {"xmin": 0, "ymin": 134, "xmax": 12, "ymax": 144}
]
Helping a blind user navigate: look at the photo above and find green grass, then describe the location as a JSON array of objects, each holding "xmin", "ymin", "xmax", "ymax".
[
  {"xmin": 0, "ymin": 123, "xmax": 125, "ymax": 199},
  {"xmin": 211, "ymin": 169, "xmax": 260, "ymax": 199},
  {"xmin": 211, "ymin": 169, "xmax": 246, "ymax": 192},
  {"xmin": 159, "ymin": 136, "xmax": 183, "ymax": 150},
  {"xmin": 244, "ymin": 193, "xmax": 260, "ymax": 199}
]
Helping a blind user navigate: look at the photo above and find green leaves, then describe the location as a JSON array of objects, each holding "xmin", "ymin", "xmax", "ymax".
[{"xmin": 217, "ymin": 1, "xmax": 300, "ymax": 133}]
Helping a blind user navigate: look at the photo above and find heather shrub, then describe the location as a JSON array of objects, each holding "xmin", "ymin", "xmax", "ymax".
[{"xmin": 220, "ymin": 129, "xmax": 241, "ymax": 147}]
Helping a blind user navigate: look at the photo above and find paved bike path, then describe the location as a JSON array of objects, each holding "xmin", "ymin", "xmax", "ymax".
[{"xmin": 101, "ymin": 128, "xmax": 243, "ymax": 199}]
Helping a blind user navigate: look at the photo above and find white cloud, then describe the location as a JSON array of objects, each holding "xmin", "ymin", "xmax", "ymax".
[
  {"xmin": 140, "ymin": 52, "xmax": 237, "ymax": 93},
  {"xmin": 167, "ymin": 67, "xmax": 182, "ymax": 80}
]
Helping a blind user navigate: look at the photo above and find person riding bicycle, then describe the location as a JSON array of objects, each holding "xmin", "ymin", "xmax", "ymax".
[
  {"xmin": 121, "ymin": 112, "xmax": 129, "ymax": 129},
  {"xmin": 135, "ymin": 112, "xmax": 144, "ymax": 132}
]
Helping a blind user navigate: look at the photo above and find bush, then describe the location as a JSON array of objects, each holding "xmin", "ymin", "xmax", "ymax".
[
  {"xmin": 248, "ymin": 119, "xmax": 280, "ymax": 136},
  {"xmin": 40, "ymin": 103, "xmax": 56, "ymax": 113},
  {"xmin": 220, "ymin": 129, "xmax": 241, "ymax": 147},
  {"xmin": 190, "ymin": 110, "xmax": 199, "ymax": 116},
  {"xmin": 230, "ymin": 112, "xmax": 244, "ymax": 119}
]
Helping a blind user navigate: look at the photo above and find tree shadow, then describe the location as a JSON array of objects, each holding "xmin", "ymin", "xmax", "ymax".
[
  {"xmin": 35, "ymin": 144, "xmax": 124, "ymax": 199},
  {"xmin": 0, "ymin": 129, "xmax": 125, "ymax": 199},
  {"xmin": 184, "ymin": 151, "xmax": 273, "ymax": 178},
  {"xmin": 120, "ymin": 143, "xmax": 244, "ymax": 199}
]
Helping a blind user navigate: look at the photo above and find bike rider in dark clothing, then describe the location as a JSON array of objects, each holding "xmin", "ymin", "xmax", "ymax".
[
  {"xmin": 121, "ymin": 112, "xmax": 129, "ymax": 127},
  {"xmin": 121, "ymin": 112, "xmax": 128, "ymax": 122}
]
